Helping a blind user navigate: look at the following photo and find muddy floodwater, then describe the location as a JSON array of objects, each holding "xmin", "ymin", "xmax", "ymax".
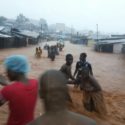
[{"xmin": 0, "ymin": 41, "xmax": 125, "ymax": 125}]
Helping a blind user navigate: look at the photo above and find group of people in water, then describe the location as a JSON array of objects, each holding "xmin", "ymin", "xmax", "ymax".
[
  {"xmin": 35, "ymin": 43, "xmax": 64, "ymax": 61},
  {"xmin": 35, "ymin": 46, "xmax": 42, "ymax": 58},
  {"xmin": 45, "ymin": 42, "xmax": 65, "ymax": 61},
  {"xmin": 60, "ymin": 53, "xmax": 107, "ymax": 115},
  {"xmin": 0, "ymin": 51, "xmax": 106, "ymax": 125}
]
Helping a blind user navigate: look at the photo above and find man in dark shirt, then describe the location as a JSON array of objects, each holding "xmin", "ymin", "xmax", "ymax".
[{"xmin": 74, "ymin": 53, "xmax": 93, "ymax": 89}]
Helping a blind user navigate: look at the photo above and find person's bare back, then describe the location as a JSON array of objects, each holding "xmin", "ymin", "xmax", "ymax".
[{"xmin": 29, "ymin": 110, "xmax": 96, "ymax": 125}]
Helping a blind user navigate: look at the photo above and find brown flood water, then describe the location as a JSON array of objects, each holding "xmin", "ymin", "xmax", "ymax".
[{"xmin": 0, "ymin": 41, "xmax": 125, "ymax": 125}]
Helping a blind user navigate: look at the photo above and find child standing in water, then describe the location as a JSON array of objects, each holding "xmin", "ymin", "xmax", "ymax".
[
  {"xmin": 35, "ymin": 47, "xmax": 42, "ymax": 58},
  {"xmin": 60, "ymin": 54, "xmax": 75, "ymax": 102},
  {"xmin": 60, "ymin": 54, "xmax": 75, "ymax": 82},
  {"xmin": 38, "ymin": 47, "xmax": 42, "ymax": 55}
]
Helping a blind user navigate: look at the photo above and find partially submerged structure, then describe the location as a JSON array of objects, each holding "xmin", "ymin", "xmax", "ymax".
[
  {"xmin": 0, "ymin": 33, "xmax": 14, "ymax": 49},
  {"xmin": 70, "ymin": 36, "xmax": 88, "ymax": 45},
  {"xmin": 0, "ymin": 27, "xmax": 39, "ymax": 49},
  {"xmin": 94, "ymin": 39, "xmax": 125, "ymax": 54},
  {"xmin": 11, "ymin": 28, "xmax": 39, "ymax": 45},
  {"xmin": 122, "ymin": 43, "xmax": 125, "ymax": 54}
]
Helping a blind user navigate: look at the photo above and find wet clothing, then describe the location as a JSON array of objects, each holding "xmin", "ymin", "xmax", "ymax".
[
  {"xmin": 48, "ymin": 47, "xmax": 56, "ymax": 59},
  {"xmin": 60, "ymin": 64, "xmax": 74, "ymax": 80},
  {"xmin": 50, "ymin": 47, "xmax": 56, "ymax": 60},
  {"xmin": 81, "ymin": 76, "xmax": 101, "ymax": 92},
  {"xmin": 82, "ymin": 76, "xmax": 107, "ymax": 115},
  {"xmin": 36, "ymin": 50, "xmax": 42, "ymax": 58},
  {"xmin": 76, "ymin": 61, "xmax": 93, "ymax": 76},
  {"xmin": 74, "ymin": 61, "xmax": 93, "ymax": 86},
  {"xmin": 83, "ymin": 91, "xmax": 107, "ymax": 115},
  {"xmin": 28, "ymin": 111, "xmax": 96, "ymax": 125},
  {"xmin": 47, "ymin": 47, "xmax": 51, "ymax": 58},
  {"xmin": 60, "ymin": 64, "xmax": 74, "ymax": 102},
  {"xmin": 38, "ymin": 48, "xmax": 42, "ymax": 54},
  {"xmin": 0, "ymin": 79, "xmax": 38, "ymax": 125}
]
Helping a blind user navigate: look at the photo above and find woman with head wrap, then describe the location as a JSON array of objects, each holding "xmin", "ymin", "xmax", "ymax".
[{"xmin": 0, "ymin": 55, "xmax": 38, "ymax": 125}]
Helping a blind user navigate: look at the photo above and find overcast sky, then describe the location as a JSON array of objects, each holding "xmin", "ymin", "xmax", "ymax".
[{"xmin": 0, "ymin": 0, "xmax": 125, "ymax": 33}]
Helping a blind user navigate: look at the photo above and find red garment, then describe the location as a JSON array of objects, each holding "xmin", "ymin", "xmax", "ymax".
[{"xmin": 0, "ymin": 79, "xmax": 38, "ymax": 125}]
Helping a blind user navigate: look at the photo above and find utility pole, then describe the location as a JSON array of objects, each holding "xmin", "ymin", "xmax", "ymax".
[
  {"xmin": 71, "ymin": 25, "xmax": 73, "ymax": 41},
  {"xmin": 96, "ymin": 24, "xmax": 99, "ymax": 42}
]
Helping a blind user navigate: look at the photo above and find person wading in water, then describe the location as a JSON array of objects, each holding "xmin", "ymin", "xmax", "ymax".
[
  {"xmin": 74, "ymin": 53, "xmax": 93, "ymax": 89},
  {"xmin": 81, "ymin": 67, "xmax": 107, "ymax": 116}
]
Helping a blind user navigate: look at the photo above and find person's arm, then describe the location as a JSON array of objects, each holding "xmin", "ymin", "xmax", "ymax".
[
  {"xmin": 88, "ymin": 64, "xmax": 93, "ymax": 76},
  {"xmin": 0, "ymin": 83, "xmax": 10, "ymax": 106},
  {"xmin": 89, "ymin": 76, "xmax": 101, "ymax": 92},
  {"xmin": 68, "ymin": 68, "xmax": 75, "ymax": 80},
  {"xmin": 0, "ymin": 93, "xmax": 6, "ymax": 106},
  {"xmin": 0, "ymin": 75, "xmax": 8, "ymax": 106},
  {"xmin": 74, "ymin": 62, "xmax": 79, "ymax": 77},
  {"xmin": 0, "ymin": 75, "xmax": 8, "ymax": 86},
  {"xmin": 60, "ymin": 64, "xmax": 65, "ymax": 73}
]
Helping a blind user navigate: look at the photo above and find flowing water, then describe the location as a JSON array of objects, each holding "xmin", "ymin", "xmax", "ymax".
[{"xmin": 0, "ymin": 41, "xmax": 125, "ymax": 125}]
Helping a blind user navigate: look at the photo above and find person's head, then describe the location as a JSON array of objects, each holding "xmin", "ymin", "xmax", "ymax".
[
  {"xmin": 4, "ymin": 55, "xmax": 30, "ymax": 81},
  {"xmin": 80, "ymin": 53, "xmax": 87, "ymax": 62},
  {"xmin": 81, "ymin": 67, "xmax": 89, "ymax": 79},
  {"xmin": 39, "ymin": 70, "xmax": 68, "ymax": 112},
  {"xmin": 66, "ymin": 54, "xmax": 73, "ymax": 65}
]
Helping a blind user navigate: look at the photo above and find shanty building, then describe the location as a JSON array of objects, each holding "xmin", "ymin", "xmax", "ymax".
[
  {"xmin": 0, "ymin": 33, "xmax": 14, "ymax": 49},
  {"xmin": 94, "ymin": 39, "xmax": 125, "ymax": 54}
]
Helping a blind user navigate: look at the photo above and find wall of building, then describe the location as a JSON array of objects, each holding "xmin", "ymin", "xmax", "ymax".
[
  {"xmin": 122, "ymin": 44, "xmax": 125, "ymax": 54},
  {"xmin": 113, "ymin": 44, "xmax": 123, "ymax": 54}
]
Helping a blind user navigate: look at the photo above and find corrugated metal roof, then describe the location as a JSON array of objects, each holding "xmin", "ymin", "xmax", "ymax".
[
  {"xmin": 20, "ymin": 30, "xmax": 39, "ymax": 38},
  {"xmin": 0, "ymin": 26, "xmax": 5, "ymax": 31},
  {"xmin": 0, "ymin": 33, "xmax": 12, "ymax": 38},
  {"xmin": 98, "ymin": 39, "xmax": 125, "ymax": 44}
]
